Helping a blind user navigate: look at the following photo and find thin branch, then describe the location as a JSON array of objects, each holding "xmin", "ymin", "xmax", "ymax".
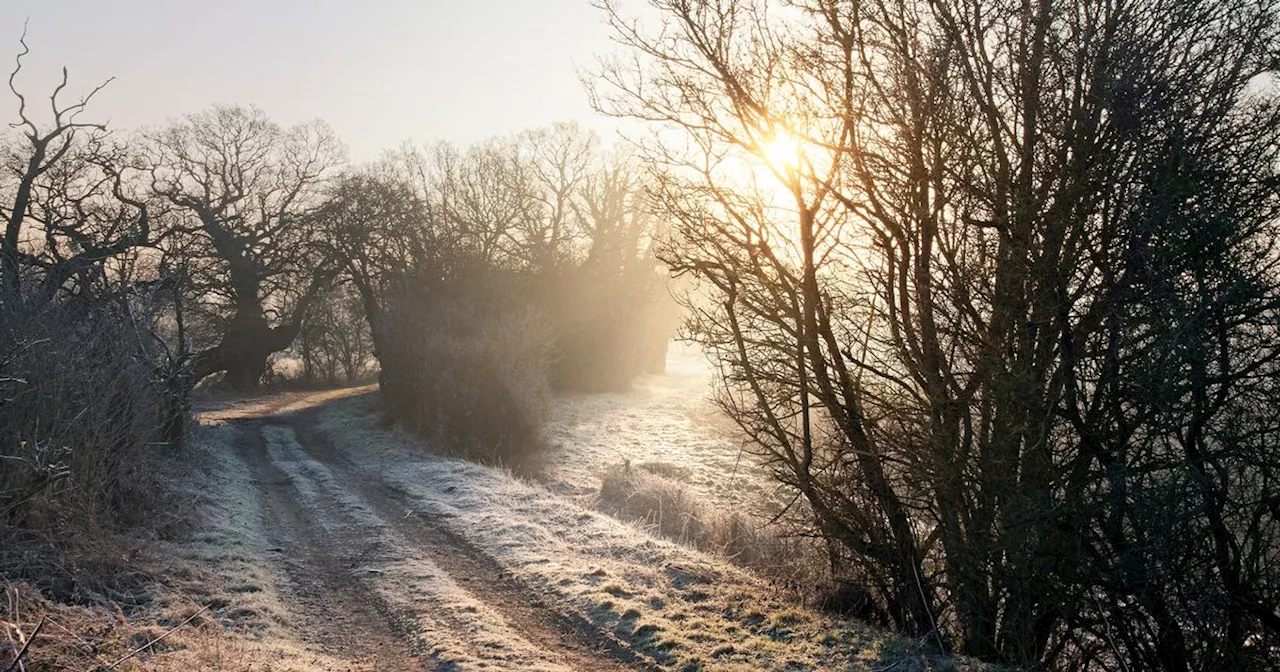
[
  {"xmin": 7, "ymin": 22, "xmax": 33, "ymax": 136},
  {"xmin": 2, "ymin": 616, "xmax": 44, "ymax": 672},
  {"xmin": 102, "ymin": 605, "xmax": 209, "ymax": 671}
]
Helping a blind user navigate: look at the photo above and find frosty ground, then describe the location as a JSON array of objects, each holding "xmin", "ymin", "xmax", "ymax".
[
  {"xmin": 543, "ymin": 344, "xmax": 782, "ymax": 514},
  {"xmin": 22, "ymin": 348, "xmax": 976, "ymax": 671}
]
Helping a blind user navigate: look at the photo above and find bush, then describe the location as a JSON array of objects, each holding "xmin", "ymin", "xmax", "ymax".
[
  {"xmin": 379, "ymin": 283, "xmax": 555, "ymax": 468},
  {"xmin": 598, "ymin": 462, "xmax": 708, "ymax": 542},
  {"xmin": 0, "ymin": 299, "xmax": 177, "ymax": 594}
]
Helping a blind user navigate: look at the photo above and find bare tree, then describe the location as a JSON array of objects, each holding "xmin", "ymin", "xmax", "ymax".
[
  {"xmin": 315, "ymin": 167, "xmax": 435, "ymax": 364},
  {"xmin": 294, "ymin": 282, "xmax": 373, "ymax": 384},
  {"xmin": 426, "ymin": 139, "xmax": 539, "ymax": 267},
  {"xmin": 0, "ymin": 35, "xmax": 149, "ymax": 307},
  {"xmin": 146, "ymin": 105, "xmax": 344, "ymax": 388},
  {"xmin": 594, "ymin": 0, "xmax": 1280, "ymax": 667},
  {"xmin": 0, "ymin": 40, "xmax": 185, "ymax": 575},
  {"xmin": 518, "ymin": 122, "xmax": 597, "ymax": 269}
]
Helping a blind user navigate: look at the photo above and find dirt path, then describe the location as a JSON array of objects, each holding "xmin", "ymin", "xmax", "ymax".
[
  {"xmin": 229, "ymin": 403, "xmax": 649, "ymax": 671},
  {"xmin": 234, "ymin": 423, "xmax": 422, "ymax": 670}
]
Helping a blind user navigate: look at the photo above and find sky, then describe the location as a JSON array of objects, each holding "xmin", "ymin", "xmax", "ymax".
[{"xmin": 0, "ymin": 0, "xmax": 632, "ymax": 160}]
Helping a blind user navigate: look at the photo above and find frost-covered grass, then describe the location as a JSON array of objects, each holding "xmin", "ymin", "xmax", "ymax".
[
  {"xmin": 541, "ymin": 345, "xmax": 779, "ymax": 515},
  {"xmin": 545, "ymin": 345, "xmax": 837, "ymax": 600},
  {"xmin": 595, "ymin": 461, "xmax": 828, "ymax": 589},
  {"xmin": 260, "ymin": 422, "xmax": 575, "ymax": 671},
  {"xmin": 133, "ymin": 354, "xmax": 981, "ymax": 671},
  {"xmin": 317, "ymin": 393, "xmax": 980, "ymax": 671}
]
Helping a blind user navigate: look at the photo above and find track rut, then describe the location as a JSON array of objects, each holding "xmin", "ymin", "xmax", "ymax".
[{"xmin": 230, "ymin": 403, "xmax": 648, "ymax": 671}]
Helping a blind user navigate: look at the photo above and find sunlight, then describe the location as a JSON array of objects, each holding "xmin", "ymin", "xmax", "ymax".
[
  {"xmin": 759, "ymin": 129, "xmax": 803, "ymax": 172},
  {"xmin": 9, "ymin": 0, "xmax": 1275, "ymax": 669}
]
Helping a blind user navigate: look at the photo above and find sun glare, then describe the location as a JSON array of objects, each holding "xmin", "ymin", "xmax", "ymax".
[{"xmin": 760, "ymin": 131, "xmax": 803, "ymax": 171}]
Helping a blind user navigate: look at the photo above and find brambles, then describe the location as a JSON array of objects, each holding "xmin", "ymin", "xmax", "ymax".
[{"xmin": 0, "ymin": 300, "xmax": 179, "ymax": 594}]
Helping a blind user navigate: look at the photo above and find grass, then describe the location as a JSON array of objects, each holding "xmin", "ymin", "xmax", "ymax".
[
  {"xmin": 315, "ymin": 392, "xmax": 988, "ymax": 671},
  {"xmin": 596, "ymin": 461, "xmax": 832, "ymax": 601},
  {"xmin": 3, "ymin": 380, "xmax": 986, "ymax": 671}
]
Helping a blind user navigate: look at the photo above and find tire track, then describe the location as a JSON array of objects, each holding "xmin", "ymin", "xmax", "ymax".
[
  {"xmin": 272, "ymin": 414, "xmax": 654, "ymax": 672},
  {"xmin": 234, "ymin": 409, "xmax": 650, "ymax": 672},
  {"xmin": 234, "ymin": 422, "xmax": 424, "ymax": 671}
]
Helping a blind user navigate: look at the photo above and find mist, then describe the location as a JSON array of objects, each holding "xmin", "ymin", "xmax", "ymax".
[{"xmin": 3, "ymin": 1, "xmax": 1280, "ymax": 670}]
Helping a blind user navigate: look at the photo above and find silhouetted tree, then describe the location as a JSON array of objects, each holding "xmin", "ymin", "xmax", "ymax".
[
  {"xmin": 0, "ymin": 40, "xmax": 183, "ymax": 573},
  {"xmin": 316, "ymin": 167, "xmax": 439, "ymax": 366},
  {"xmin": 146, "ymin": 105, "xmax": 344, "ymax": 388},
  {"xmin": 517, "ymin": 121, "xmax": 597, "ymax": 270},
  {"xmin": 0, "ymin": 36, "xmax": 149, "ymax": 307},
  {"xmin": 595, "ymin": 0, "xmax": 1280, "ymax": 667},
  {"xmin": 294, "ymin": 282, "xmax": 374, "ymax": 384}
]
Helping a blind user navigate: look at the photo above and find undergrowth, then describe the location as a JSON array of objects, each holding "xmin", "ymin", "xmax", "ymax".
[
  {"xmin": 379, "ymin": 279, "xmax": 555, "ymax": 470},
  {"xmin": 0, "ymin": 300, "xmax": 187, "ymax": 604},
  {"xmin": 596, "ymin": 461, "xmax": 846, "ymax": 609}
]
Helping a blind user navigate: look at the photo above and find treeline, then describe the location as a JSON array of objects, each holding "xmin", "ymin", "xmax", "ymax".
[
  {"xmin": 594, "ymin": 0, "xmax": 1280, "ymax": 669},
  {"xmin": 0, "ymin": 42, "xmax": 672, "ymax": 576},
  {"xmin": 324, "ymin": 129, "xmax": 674, "ymax": 463}
]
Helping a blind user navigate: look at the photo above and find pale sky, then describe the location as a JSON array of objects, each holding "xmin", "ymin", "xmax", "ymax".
[{"xmin": 0, "ymin": 0, "xmax": 631, "ymax": 160}]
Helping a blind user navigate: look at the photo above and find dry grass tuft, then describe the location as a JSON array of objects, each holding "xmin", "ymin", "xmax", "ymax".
[
  {"xmin": 0, "ymin": 580, "xmax": 338, "ymax": 671},
  {"xmin": 597, "ymin": 462, "xmax": 829, "ymax": 598}
]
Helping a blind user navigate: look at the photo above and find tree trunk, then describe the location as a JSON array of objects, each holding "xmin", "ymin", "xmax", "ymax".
[
  {"xmin": 223, "ymin": 349, "xmax": 271, "ymax": 390},
  {"xmin": 194, "ymin": 319, "xmax": 300, "ymax": 389},
  {"xmin": 189, "ymin": 226, "xmax": 332, "ymax": 388}
]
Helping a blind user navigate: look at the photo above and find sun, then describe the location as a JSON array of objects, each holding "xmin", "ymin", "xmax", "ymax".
[{"xmin": 759, "ymin": 130, "xmax": 802, "ymax": 171}]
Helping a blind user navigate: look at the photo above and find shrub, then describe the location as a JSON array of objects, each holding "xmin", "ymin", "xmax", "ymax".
[
  {"xmin": 0, "ymin": 299, "xmax": 177, "ymax": 593},
  {"xmin": 598, "ymin": 462, "xmax": 708, "ymax": 543},
  {"xmin": 597, "ymin": 462, "xmax": 828, "ymax": 598},
  {"xmin": 379, "ymin": 283, "xmax": 555, "ymax": 468}
]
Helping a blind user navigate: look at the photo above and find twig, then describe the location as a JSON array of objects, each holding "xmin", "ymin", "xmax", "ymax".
[
  {"xmin": 911, "ymin": 563, "xmax": 946, "ymax": 654},
  {"xmin": 1094, "ymin": 594, "xmax": 1131, "ymax": 672},
  {"xmin": 100, "ymin": 604, "xmax": 208, "ymax": 671},
  {"xmin": 3, "ymin": 615, "xmax": 45, "ymax": 672},
  {"xmin": 0, "ymin": 472, "xmax": 68, "ymax": 517},
  {"xmin": 43, "ymin": 617, "xmax": 111, "ymax": 669}
]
